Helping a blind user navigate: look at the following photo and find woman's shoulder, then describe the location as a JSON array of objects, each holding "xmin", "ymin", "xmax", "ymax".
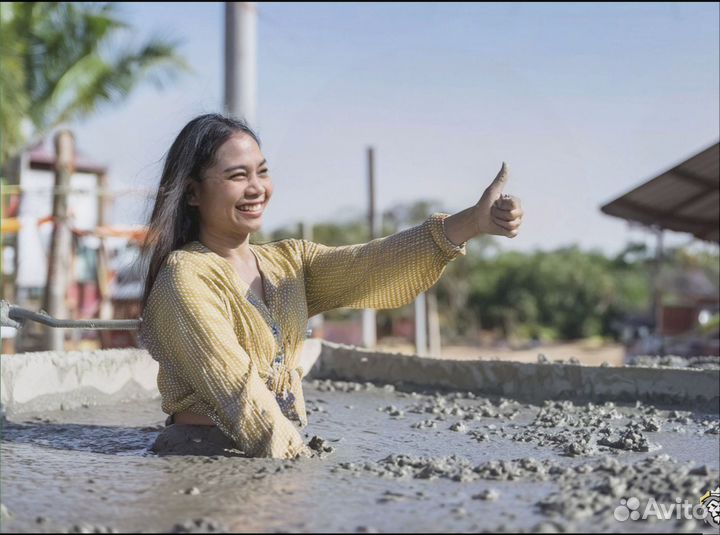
[
  {"xmin": 252, "ymin": 238, "xmax": 305, "ymax": 267},
  {"xmin": 158, "ymin": 241, "xmax": 223, "ymax": 282}
]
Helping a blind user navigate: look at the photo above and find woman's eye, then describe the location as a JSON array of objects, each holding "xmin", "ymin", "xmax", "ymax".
[
  {"xmin": 260, "ymin": 169, "xmax": 269, "ymax": 176},
  {"xmin": 230, "ymin": 174, "xmax": 247, "ymax": 180}
]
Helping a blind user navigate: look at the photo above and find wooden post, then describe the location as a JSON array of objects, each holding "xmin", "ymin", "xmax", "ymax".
[
  {"xmin": 42, "ymin": 130, "xmax": 75, "ymax": 351},
  {"xmin": 96, "ymin": 171, "xmax": 113, "ymax": 348},
  {"xmin": 654, "ymin": 227, "xmax": 665, "ymax": 356}
]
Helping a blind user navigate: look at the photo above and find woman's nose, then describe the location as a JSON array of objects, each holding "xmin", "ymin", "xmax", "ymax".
[{"xmin": 245, "ymin": 173, "xmax": 264, "ymax": 193}]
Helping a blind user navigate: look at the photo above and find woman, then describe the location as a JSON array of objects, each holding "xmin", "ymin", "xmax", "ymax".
[{"xmin": 139, "ymin": 113, "xmax": 524, "ymax": 460}]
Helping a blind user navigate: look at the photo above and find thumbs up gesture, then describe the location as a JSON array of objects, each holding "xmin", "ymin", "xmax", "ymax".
[{"xmin": 474, "ymin": 162, "xmax": 523, "ymax": 238}]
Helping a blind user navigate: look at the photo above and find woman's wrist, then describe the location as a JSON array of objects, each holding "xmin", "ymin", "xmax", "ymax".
[{"xmin": 443, "ymin": 206, "xmax": 480, "ymax": 246}]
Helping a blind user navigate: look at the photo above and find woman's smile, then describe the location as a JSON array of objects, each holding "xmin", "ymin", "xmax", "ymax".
[{"xmin": 235, "ymin": 200, "xmax": 266, "ymax": 217}]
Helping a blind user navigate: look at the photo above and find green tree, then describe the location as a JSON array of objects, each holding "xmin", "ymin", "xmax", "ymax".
[
  {"xmin": 0, "ymin": 2, "xmax": 189, "ymax": 167},
  {"xmin": 465, "ymin": 246, "xmax": 652, "ymax": 342}
]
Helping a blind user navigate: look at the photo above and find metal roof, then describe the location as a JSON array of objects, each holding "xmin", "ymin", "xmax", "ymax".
[{"xmin": 600, "ymin": 142, "xmax": 719, "ymax": 243}]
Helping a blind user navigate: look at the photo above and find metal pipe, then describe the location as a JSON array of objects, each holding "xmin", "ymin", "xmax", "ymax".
[
  {"xmin": 2, "ymin": 300, "xmax": 315, "ymax": 338},
  {"xmin": 2, "ymin": 300, "xmax": 140, "ymax": 330}
]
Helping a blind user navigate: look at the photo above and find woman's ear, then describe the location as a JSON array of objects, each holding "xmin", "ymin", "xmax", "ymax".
[{"xmin": 187, "ymin": 181, "xmax": 199, "ymax": 207}]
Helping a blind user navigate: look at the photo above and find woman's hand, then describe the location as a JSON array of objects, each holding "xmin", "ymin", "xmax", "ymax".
[
  {"xmin": 443, "ymin": 162, "xmax": 524, "ymax": 245},
  {"xmin": 474, "ymin": 162, "xmax": 523, "ymax": 238}
]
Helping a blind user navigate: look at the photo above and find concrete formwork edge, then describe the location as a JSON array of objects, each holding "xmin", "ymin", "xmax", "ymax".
[
  {"xmin": 0, "ymin": 339, "xmax": 324, "ymax": 417},
  {"xmin": 313, "ymin": 341, "xmax": 720, "ymax": 412},
  {"xmin": 1, "ymin": 348, "xmax": 160, "ymax": 417},
  {"xmin": 1, "ymin": 339, "xmax": 716, "ymax": 418}
]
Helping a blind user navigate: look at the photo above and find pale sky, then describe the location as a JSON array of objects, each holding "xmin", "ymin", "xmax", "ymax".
[{"xmin": 67, "ymin": 2, "xmax": 719, "ymax": 257}]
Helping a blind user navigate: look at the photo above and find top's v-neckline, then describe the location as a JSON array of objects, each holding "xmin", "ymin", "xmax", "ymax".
[
  {"xmin": 194, "ymin": 241, "xmax": 273, "ymax": 316},
  {"xmin": 247, "ymin": 245, "xmax": 272, "ymax": 312}
]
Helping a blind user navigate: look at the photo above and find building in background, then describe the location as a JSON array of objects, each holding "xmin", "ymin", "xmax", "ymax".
[
  {"xmin": 601, "ymin": 142, "xmax": 719, "ymax": 360},
  {"xmin": 1, "ymin": 138, "xmax": 146, "ymax": 353}
]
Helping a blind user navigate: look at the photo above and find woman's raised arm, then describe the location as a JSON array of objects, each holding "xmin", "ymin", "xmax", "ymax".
[
  {"xmin": 299, "ymin": 212, "xmax": 467, "ymax": 318},
  {"xmin": 299, "ymin": 163, "xmax": 523, "ymax": 318}
]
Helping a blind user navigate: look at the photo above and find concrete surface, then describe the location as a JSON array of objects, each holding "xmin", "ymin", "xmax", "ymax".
[
  {"xmin": 1, "ymin": 340, "xmax": 718, "ymax": 533},
  {"xmin": 1, "ymin": 378, "xmax": 718, "ymax": 533}
]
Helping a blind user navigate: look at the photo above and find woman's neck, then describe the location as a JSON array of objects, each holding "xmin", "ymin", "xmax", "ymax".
[{"xmin": 197, "ymin": 227, "xmax": 254, "ymax": 263}]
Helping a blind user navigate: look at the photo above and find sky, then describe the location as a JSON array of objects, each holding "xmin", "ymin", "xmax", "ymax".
[{"xmin": 67, "ymin": 2, "xmax": 719, "ymax": 257}]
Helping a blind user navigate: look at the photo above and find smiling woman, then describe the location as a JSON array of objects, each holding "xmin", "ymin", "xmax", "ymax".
[{"xmin": 138, "ymin": 113, "xmax": 523, "ymax": 460}]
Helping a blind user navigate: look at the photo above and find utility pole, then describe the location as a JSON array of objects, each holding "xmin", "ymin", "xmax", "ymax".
[
  {"xmin": 42, "ymin": 130, "xmax": 75, "ymax": 351},
  {"xmin": 362, "ymin": 147, "xmax": 378, "ymax": 348},
  {"xmin": 224, "ymin": 2, "xmax": 257, "ymax": 126}
]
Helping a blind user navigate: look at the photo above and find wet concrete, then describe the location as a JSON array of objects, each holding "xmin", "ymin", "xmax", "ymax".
[{"xmin": 1, "ymin": 379, "xmax": 718, "ymax": 533}]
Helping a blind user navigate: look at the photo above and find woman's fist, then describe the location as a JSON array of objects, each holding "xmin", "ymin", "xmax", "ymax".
[{"xmin": 474, "ymin": 162, "xmax": 523, "ymax": 238}]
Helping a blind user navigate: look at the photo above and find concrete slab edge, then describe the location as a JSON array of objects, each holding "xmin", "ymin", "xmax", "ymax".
[
  {"xmin": 2, "ymin": 339, "xmax": 714, "ymax": 417},
  {"xmin": 1, "ymin": 348, "xmax": 159, "ymax": 418},
  {"xmin": 0, "ymin": 339, "xmax": 324, "ymax": 417},
  {"xmin": 312, "ymin": 341, "xmax": 720, "ymax": 412}
]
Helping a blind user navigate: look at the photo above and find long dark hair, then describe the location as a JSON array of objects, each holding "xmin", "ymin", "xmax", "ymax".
[{"xmin": 138, "ymin": 113, "xmax": 261, "ymax": 316}]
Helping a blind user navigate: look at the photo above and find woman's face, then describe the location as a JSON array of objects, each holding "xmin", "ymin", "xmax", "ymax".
[{"xmin": 188, "ymin": 132, "xmax": 273, "ymax": 238}]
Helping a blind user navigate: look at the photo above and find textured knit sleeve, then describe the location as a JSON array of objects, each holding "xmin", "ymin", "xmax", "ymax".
[
  {"xmin": 142, "ymin": 255, "xmax": 309, "ymax": 459},
  {"xmin": 301, "ymin": 212, "xmax": 467, "ymax": 317}
]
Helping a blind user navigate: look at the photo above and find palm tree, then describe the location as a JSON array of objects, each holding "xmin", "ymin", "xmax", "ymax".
[{"xmin": 0, "ymin": 2, "xmax": 189, "ymax": 168}]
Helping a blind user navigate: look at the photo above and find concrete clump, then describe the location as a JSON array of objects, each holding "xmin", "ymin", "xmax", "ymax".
[
  {"xmin": 377, "ymin": 405, "xmax": 404, "ymax": 418},
  {"xmin": 596, "ymin": 422, "xmax": 653, "ymax": 452},
  {"xmin": 507, "ymin": 399, "xmax": 666, "ymax": 456},
  {"xmin": 308, "ymin": 435, "xmax": 335, "ymax": 456},
  {"xmin": 310, "ymin": 378, "xmax": 372, "ymax": 393},
  {"xmin": 66, "ymin": 524, "xmax": 119, "ymax": 533},
  {"xmin": 536, "ymin": 454, "xmax": 719, "ymax": 529},
  {"xmin": 472, "ymin": 489, "xmax": 499, "ymax": 501},
  {"xmin": 336, "ymin": 454, "xmax": 564, "ymax": 483},
  {"xmin": 410, "ymin": 419, "xmax": 437, "ymax": 429},
  {"xmin": 627, "ymin": 355, "xmax": 720, "ymax": 370},
  {"xmin": 404, "ymin": 391, "xmax": 522, "ymax": 421},
  {"xmin": 449, "ymin": 422, "xmax": 467, "ymax": 432},
  {"xmin": 703, "ymin": 420, "xmax": 720, "ymax": 434},
  {"xmin": 170, "ymin": 518, "xmax": 227, "ymax": 533}
]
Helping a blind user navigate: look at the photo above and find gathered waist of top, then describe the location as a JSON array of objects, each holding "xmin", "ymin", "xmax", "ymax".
[{"xmin": 168, "ymin": 363, "xmax": 305, "ymax": 427}]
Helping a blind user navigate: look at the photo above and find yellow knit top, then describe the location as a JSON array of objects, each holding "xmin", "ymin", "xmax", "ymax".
[{"xmin": 139, "ymin": 212, "xmax": 467, "ymax": 459}]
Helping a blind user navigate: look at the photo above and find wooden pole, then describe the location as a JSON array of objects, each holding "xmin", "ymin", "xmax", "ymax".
[
  {"xmin": 96, "ymin": 171, "xmax": 113, "ymax": 348},
  {"xmin": 42, "ymin": 130, "xmax": 75, "ymax": 351},
  {"xmin": 654, "ymin": 227, "xmax": 665, "ymax": 356}
]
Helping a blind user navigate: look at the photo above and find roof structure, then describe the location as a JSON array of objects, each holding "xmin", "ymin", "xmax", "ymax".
[
  {"xmin": 27, "ymin": 139, "xmax": 107, "ymax": 175},
  {"xmin": 600, "ymin": 142, "xmax": 719, "ymax": 242}
]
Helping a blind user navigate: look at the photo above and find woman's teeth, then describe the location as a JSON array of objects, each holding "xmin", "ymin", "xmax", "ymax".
[{"xmin": 238, "ymin": 203, "xmax": 263, "ymax": 212}]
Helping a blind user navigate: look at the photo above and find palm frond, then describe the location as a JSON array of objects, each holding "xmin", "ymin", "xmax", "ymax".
[{"xmin": 3, "ymin": 1, "xmax": 189, "ymax": 160}]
